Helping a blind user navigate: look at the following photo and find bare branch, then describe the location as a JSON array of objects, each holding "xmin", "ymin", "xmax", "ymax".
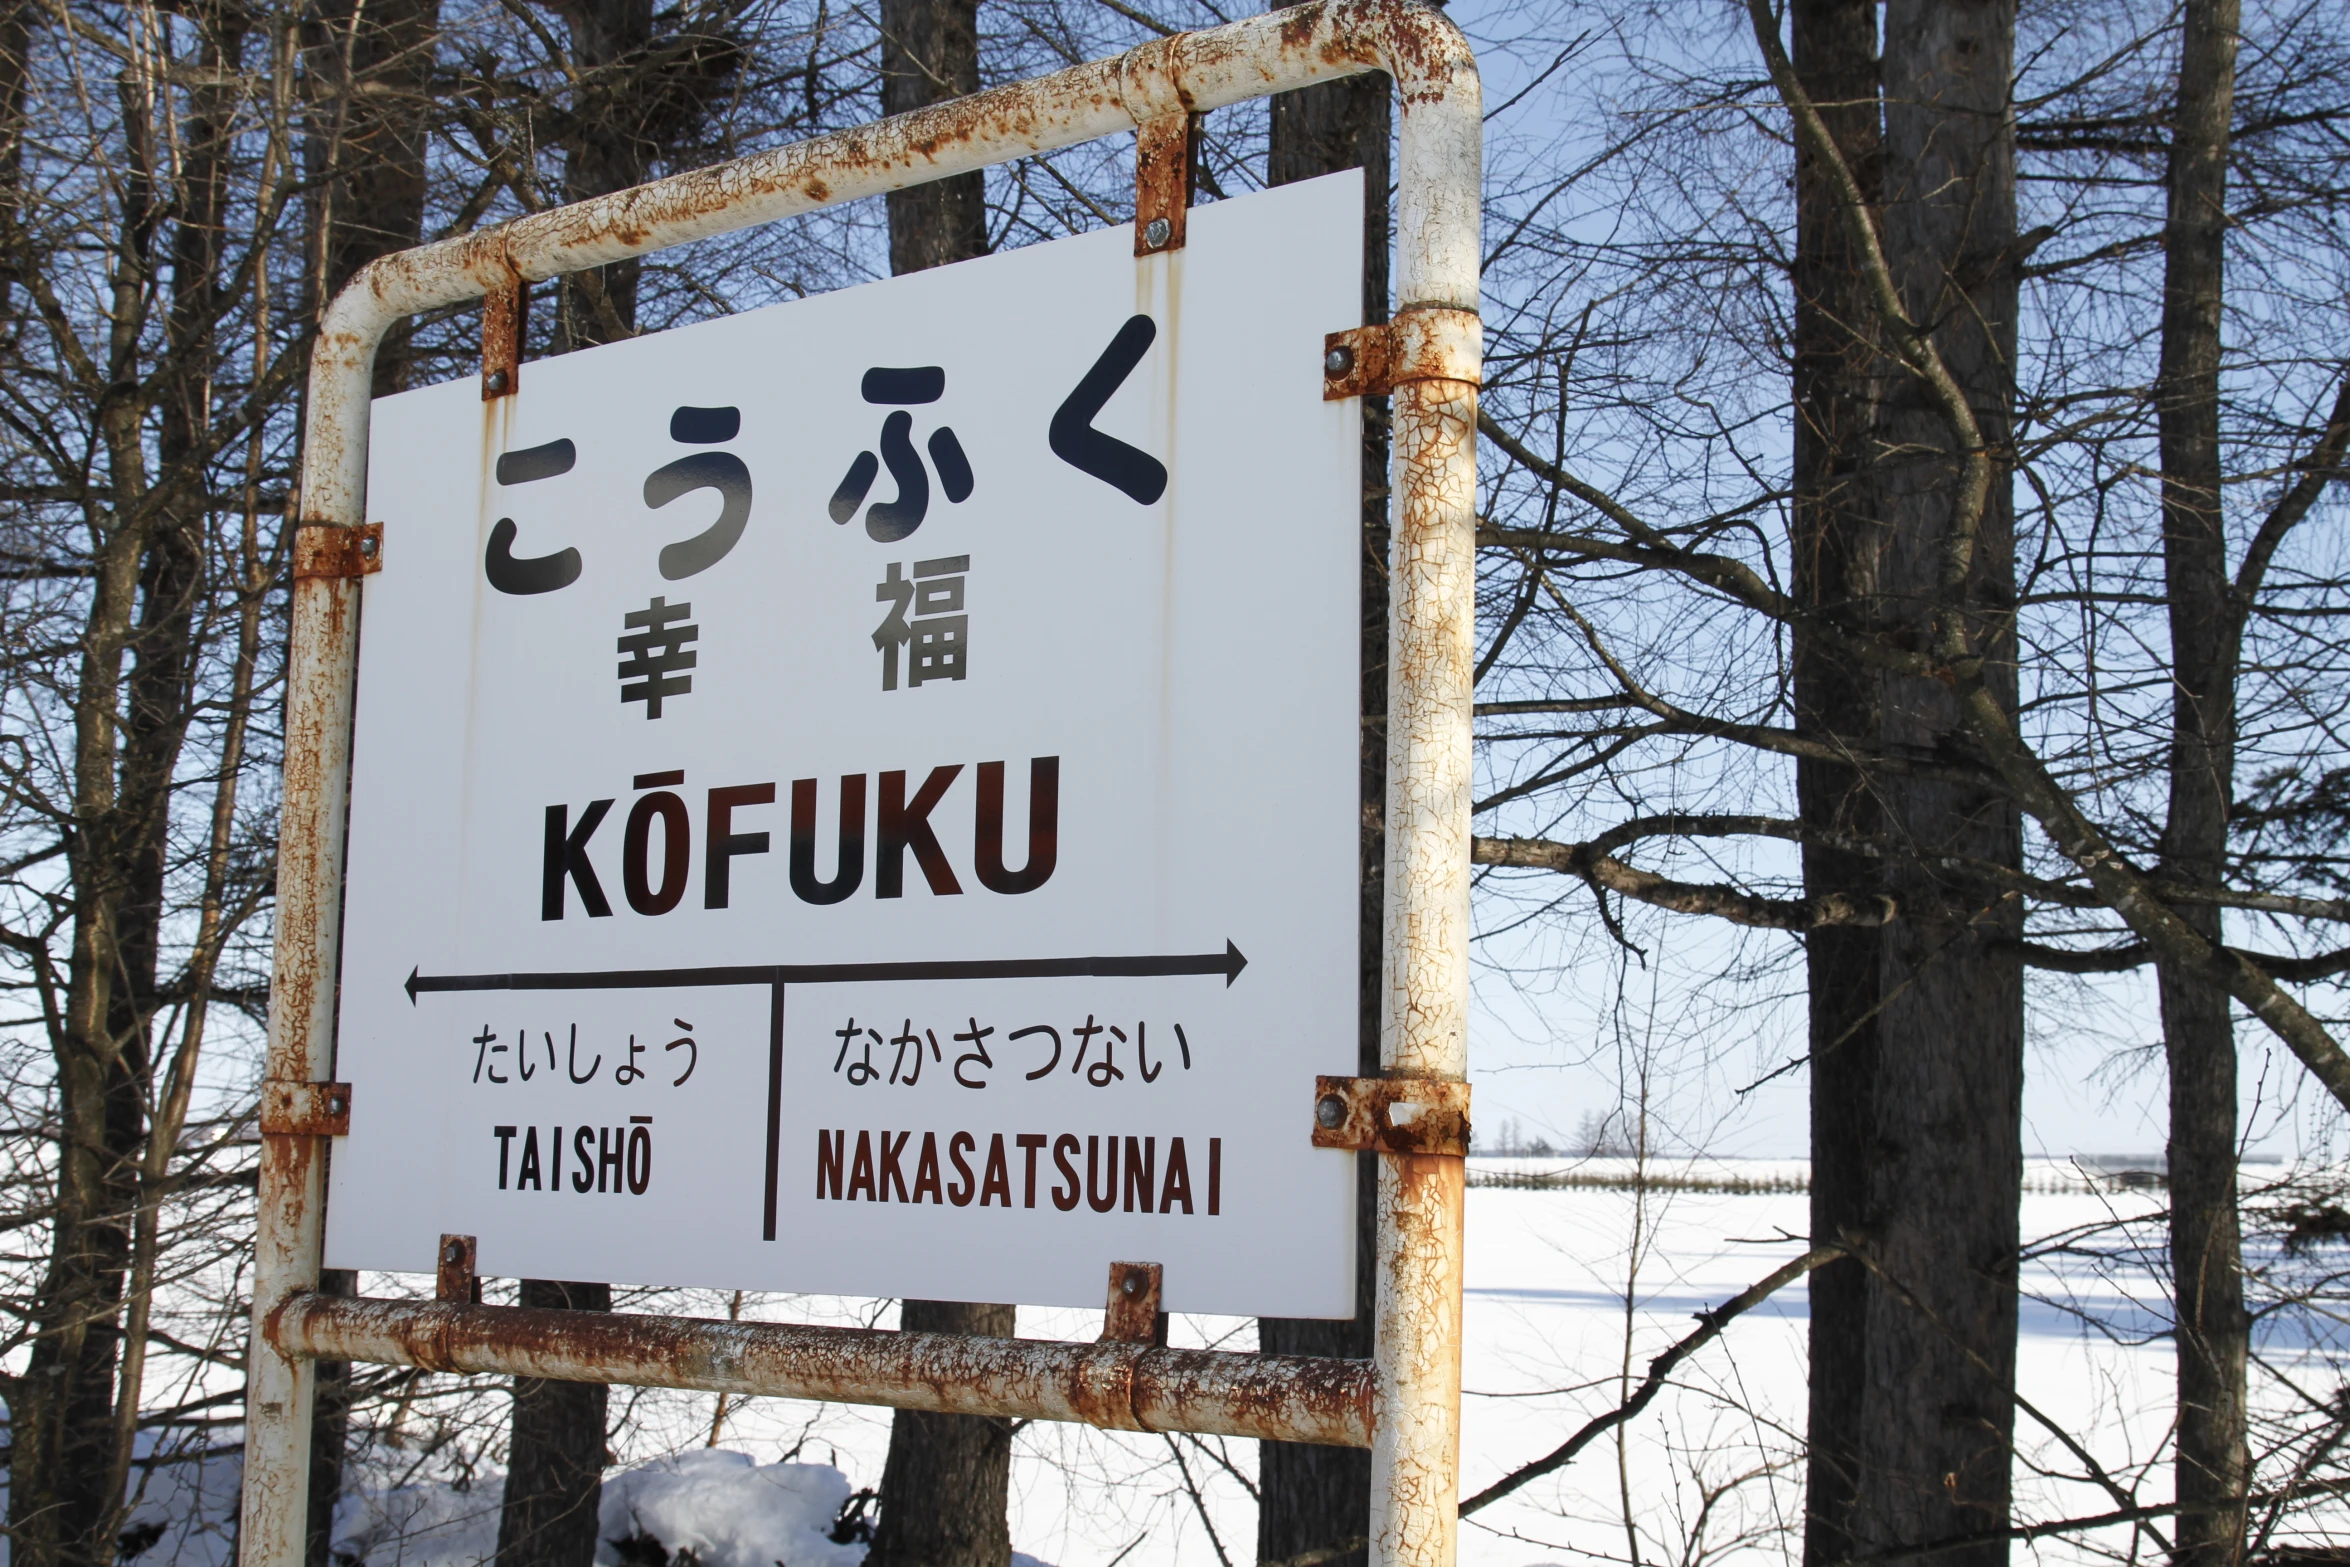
[{"xmin": 1458, "ymin": 1244, "xmax": 1847, "ymax": 1517}]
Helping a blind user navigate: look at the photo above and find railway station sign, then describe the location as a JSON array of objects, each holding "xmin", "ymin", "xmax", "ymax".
[{"xmin": 325, "ymin": 172, "xmax": 1366, "ymax": 1318}]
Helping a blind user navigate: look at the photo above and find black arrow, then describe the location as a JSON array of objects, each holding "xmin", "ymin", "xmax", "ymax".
[{"xmin": 405, "ymin": 940, "xmax": 1246, "ymax": 1004}]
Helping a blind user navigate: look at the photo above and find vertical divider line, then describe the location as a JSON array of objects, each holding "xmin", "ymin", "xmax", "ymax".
[{"xmin": 765, "ymin": 977, "xmax": 786, "ymax": 1240}]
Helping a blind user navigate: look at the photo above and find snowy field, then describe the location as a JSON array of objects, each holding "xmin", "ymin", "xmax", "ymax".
[{"xmin": 74, "ymin": 1158, "xmax": 2348, "ymax": 1567}]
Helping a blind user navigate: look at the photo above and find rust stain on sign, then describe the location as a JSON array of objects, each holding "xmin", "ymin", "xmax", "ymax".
[
  {"xmin": 1133, "ymin": 112, "xmax": 1200, "ymax": 256},
  {"xmin": 480, "ymin": 279, "xmax": 526, "ymax": 400}
]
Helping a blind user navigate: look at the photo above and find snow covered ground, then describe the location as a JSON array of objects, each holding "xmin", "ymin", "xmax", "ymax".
[
  {"xmin": 99, "ymin": 1448, "xmax": 872, "ymax": 1567},
  {"xmin": 77, "ymin": 1158, "xmax": 2350, "ymax": 1567}
]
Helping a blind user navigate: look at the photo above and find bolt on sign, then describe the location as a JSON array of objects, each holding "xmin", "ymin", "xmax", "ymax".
[{"xmin": 328, "ymin": 173, "xmax": 1365, "ymax": 1318}]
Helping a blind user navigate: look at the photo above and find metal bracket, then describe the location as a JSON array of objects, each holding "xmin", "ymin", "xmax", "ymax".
[
  {"xmin": 1134, "ymin": 111, "xmax": 1201, "ymax": 257},
  {"xmin": 1322, "ymin": 306, "xmax": 1483, "ymax": 400},
  {"xmin": 1100, "ymin": 1260, "xmax": 1168, "ymax": 1345},
  {"xmin": 1311, "ymin": 1075, "xmax": 1472, "ymax": 1157},
  {"xmin": 481, "ymin": 279, "xmax": 527, "ymax": 400},
  {"xmin": 291, "ymin": 523, "xmax": 382, "ymax": 581},
  {"xmin": 259, "ymin": 1081, "xmax": 351, "ymax": 1138},
  {"xmin": 436, "ymin": 1235, "xmax": 480, "ymax": 1303}
]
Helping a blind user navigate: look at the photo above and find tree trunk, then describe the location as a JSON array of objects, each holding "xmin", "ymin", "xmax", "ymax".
[
  {"xmin": 305, "ymin": 0, "xmax": 442, "ymax": 393},
  {"xmin": 14, "ymin": 85, "xmax": 156, "ymax": 1564},
  {"xmin": 496, "ymin": 6, "xmax": 647, "ymax": 1552},
  {"xmin": 5, "ymin": 12, "xmax": 255, "ymax": 1562},
  {"xmin": 2157, "ymin": 5, "xmax": 2248, "ymax": 1564},
  {"xmin": 1793, "ymin": 6, "xmax": 2026, "ymax": 1567},
  {"xmin": 11, "ymin": 917, "xmax": 144, "ymax": 1567},
  {"xmin": 495, "ymin": 1283, "xmax": 613, "ymax": 1567},
  {"xmin": 550, "ymin": 0, "xmax": 654, "ymax": 349},
  {"xmin": 880, "ymin": 0, "xmax": 985, "ymax": 272},
  {"xmin": 297, "ymin": 3, "xmax": 442, "ymax": 1541},
  {"xmin": 1788, "ymin": 5, "xmax": 1892, "ymax": 1551},
  {"xmin": 859, "ymin": 12, "xmax": 1016, "ymax": 1561},
  {"xmin": 96, "ymin": 8, "xmax": 246, "ymax": 1544},
  {"xmin": 865, "ymin": 1302, "xmax": 1017, "ymax": 1567},
  {"xmin": 306, "ymin": 1271, "xmax": 359, "ymax": 1567},
  {"xmin": 0, "ymin": 0, "xmax": 32, "ymax": 331},
  {"xmin": 1255, "ymin": 54, "xmax": 1388, "ymax": 1567},
  {"xmin": 493, "ymin": 3, "xmax": 754, "ymax": 1548}
]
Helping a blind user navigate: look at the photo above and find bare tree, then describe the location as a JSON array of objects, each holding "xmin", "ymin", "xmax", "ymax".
[
  {"xmin": 494, "ymin": 1280, "xmax": 615, "ymax": 1567},
  {"xmin": 1466, "ymin": 0, "xmax": 2350, "ymax": 1558},
  {"xmin": 879, "ymin": 0, "xmax": 986, "ymax": 273},
  {"xmin": 2158, "ymin": 4, "xmax": 2254, "ymax": 1562},
  {"xmin": 10, "ymin": 3, "xmax": 2346, "ymax": 1563},
  {"xmin": 0, "ymin": 7, "xmax": 307, "ymax": 1565},
  {"xmin": 1780, "ymin": 3, "xmax": 2028, "ymax": 1562}
]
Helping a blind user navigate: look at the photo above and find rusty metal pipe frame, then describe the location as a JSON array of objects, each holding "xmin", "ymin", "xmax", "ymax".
[
  {"xmin": 1376, "ymin": 370, "xmax": 1478, "ymax": 1564},
  {"xmin": 246, "ymin": 2, "xmax": 1477, "ymax": 1563},
  {"xmin": 270, "ymin": 1292, "xmax": 1373, "ymax": 1447}
]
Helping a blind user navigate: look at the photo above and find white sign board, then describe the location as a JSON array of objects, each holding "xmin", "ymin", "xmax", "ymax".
[{"xmin": 326, "ymin": 173, "xmax": 1363, "ymax": 1319}]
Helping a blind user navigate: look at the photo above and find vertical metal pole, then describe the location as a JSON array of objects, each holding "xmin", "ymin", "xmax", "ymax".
[
  {"xmin": 1373, "ymin": 31, "xmax": 1481, "ymax": 1567},
  {"xmin": 241, "ymin": 320, "xmax": 378, "ymax": 1567}
]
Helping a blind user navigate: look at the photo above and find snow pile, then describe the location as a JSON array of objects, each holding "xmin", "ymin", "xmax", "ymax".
[
  {"xmin": 112, "ymin": 1447, "xmax": 245, "ymax": 1567},
  {"xmin": 326, "ymin": 1452, "xmax": 870, "ymax": 1567},
  {"xmin": 88, "ymin": 1449, "xmax": 874, "ymax": 1567},
  {"xmin": 596, "ymin": 1451, "xmax": 869, "ymax": 1567},
  {"xmin": 329, "ymin": 1470, "xmax": 506, "ymax": 1567}
]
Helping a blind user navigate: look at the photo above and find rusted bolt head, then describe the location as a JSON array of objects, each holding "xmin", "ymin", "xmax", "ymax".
[
  {"xmin": 1315, "ymin": 1092, "xmax": 1346, "ymax": 1129},
  {"xmin": 358, "ymin": 536, "xmax": 378, "ymax": 559},
  {"xmin": 1143, "ymin": 216, "xmax": 1172, "ymax": 251},
  {"xmin": 484, "ymin": 368, "xmax": 511, "ymax": 394},
  {"xmin": 442, "ymin": 1240, "xmax": 465, "ymax": 1265},
  {"xmin": 1121, "ymin": 1269, "xmax": 1144, "ymax": 1296},
  {"xmin": 1324, "ymin": 344, "xmax": 1354, "ymax": 378},
  {"xmin": 327, "ymin": 1093, "xmax": 347, "ymax": 1116}
]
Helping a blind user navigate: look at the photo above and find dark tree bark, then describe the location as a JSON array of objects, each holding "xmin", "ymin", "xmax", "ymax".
[
  {"xmin": 2157, "ymin": 5, "xmax": 2249, "ymax": 1564},
  {"xmin": 542, "ymin": 0, "xmax": 738, "ymax": 348},
  {"xmin": 305, "ymin": 0, "xmax": 442, "ymax": 393},
  {"xmin": 865, "ymin": 1302, "xmax": 1018, "ymax": 1567},
  {"xmin": 1786, "ymin": 4, "xmax": 1889, "ymax": 1551},
  {"xmin": 1793, "ymin": 5, "xmax": 2026, "ymax": 1567},
  {"xmin": 306, "ymin": 1271, "xmax": 359, "ymax": 1567},
  {"xmin": 0, "ymin": 0, "xmax": 32, "ymax": 331},
  {"xmin": 548, "ymin": 0, "xmax": 655, "ymax": 349},
  {"xmin": 494, "ymin": 1282, "xmax": 613, "ymax": 1567},
  {"xmin": 860, "ymin": 16, "xmax": 1014, "ymax": 1559},
  {"xmin": 1255, "ymin": 57, "xmax": 1388, "ymax": 1567},
  {"xmin": 880, "ymin": 0, "xmax": 986, "ymax": 272}
]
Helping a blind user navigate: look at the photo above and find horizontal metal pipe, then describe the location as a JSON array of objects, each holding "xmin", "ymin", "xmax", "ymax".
[
  {"xmin": 295, "ymin": 0, "xmax": 1476, "ymax": 546},
  {"xmin": 268, "ymin": 1293, "xmax": 1372, "ymax": 1448}
]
